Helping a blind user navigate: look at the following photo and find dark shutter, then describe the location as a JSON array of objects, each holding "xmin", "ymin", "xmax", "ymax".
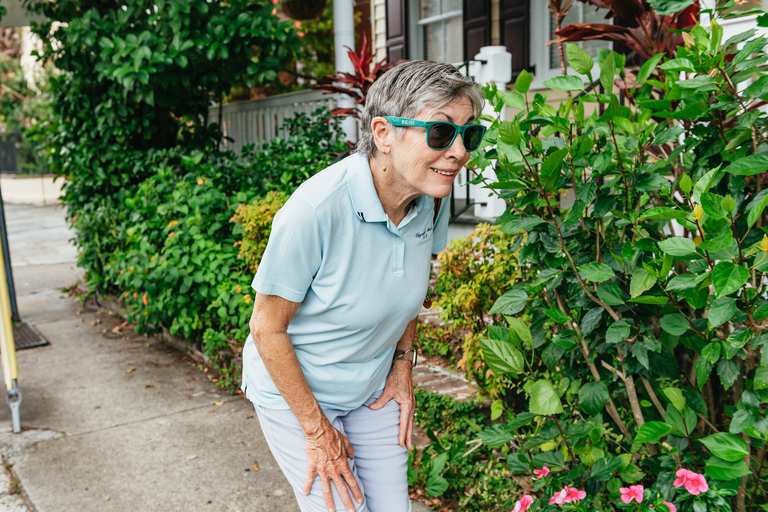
[
  {"xmin": 462, "ymin": 0, "xmax": 491, "ymax": 61},
  {"xmin": 499, "ymin": 0, "xmax": 531, "ymax": 78},
  {"xmin": 386, "ymin": 0, "xmax": 408, "ymax": 62}
]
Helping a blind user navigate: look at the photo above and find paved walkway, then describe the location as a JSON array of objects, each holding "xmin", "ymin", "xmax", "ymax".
[{"xmin": 0, "ymin": 203, "xmax": 472, "ymax": 511}]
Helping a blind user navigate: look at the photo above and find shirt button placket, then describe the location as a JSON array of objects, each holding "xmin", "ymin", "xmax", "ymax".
[{"xmin": 393, "ymin": 235, "xmax": 404, "ymax": 275}]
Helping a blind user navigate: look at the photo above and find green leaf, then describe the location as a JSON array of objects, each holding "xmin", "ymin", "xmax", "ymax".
[
  {"xmin": 744, "ymin": 74, "xmax": 768, "ymax": 98},
  {"xmin": 532, "ymin": 451, "xmax": 566, "ymax": 469},
  {"xmin": 540, "ymin": 148, "xmax": 569, "ymax": 192},
  {"xmin": 712, "ymin": 261, "xmax": 749, "ymax": 298},
  {"xmin": 700, "ymin": 192, "xmax": 725, "ymax": 220},
  {"xmin": 597, "ymin": 283, "xmax": 624, "ymax": 306},
  {"xmin": 502, "ymin": 91, "xmax": 526, "ymax": 110},
  {"xmin": 490, "ymin": 400, "xmax": 504, "ymax": 421},
  {"xmin": 499, "ymin": 121, "xmax": 522, "ymax": 145},
  {"xmin": 620, "ymin": 464, "xmax": 646, "ymax": 484},
  {"xmin": 723, "ymin": 154, "xmax": 768, "ymax": 176},
  {"xmin": 590, "ymin": 457, "xmax": 623, "ymax": 481},
  {"xmin": 489, "ymin": 289, "xmax": 528, "ymax": 315},
  {"xmin": 515, "ymin": 69, "xmax": 534, "ymax": 94},
  {"xmin": 658, "ymin": 57, "xmax": 696, "ymax": 72},
  {"xmin": 693, "ymin": 168, "xmax": 720, "ymax": 204},
  {"xmin": 748, "ymin": 192, "xmax": 768, "ymax": 228},
  {"xmin": 718, "ymin": 359, "xmax": 740, "ymax": 390},
  {"xmin": 600, "ymin": 53, "xmax": 616, "ymax": 93},
  {"xmin": 579, "ymin": 381, "xmax": 609, "ymax": 415},
  {"xmin": 628, "ymin": 296, "xmax": 669, "ymax": 304},
  {"xmin": 666, "ymin": 274, "xmax": 697, "ymax": 291},
  {"xmin": 479, "ymin": 424, "xmax": 513, "ymax": 447},
  {"xmin": 639, "ymin": 207, "xmax": 689, "ymax": 220},
  {"xmin": 499, "ymin": 216, "xmax": 545, "ymax": 235},
  {"xmin": 606, "ymin": 320, "xmax": 631, "ymax": 344},
  {"xmin": 634, "ymin": 421, "xmax": 675, "ymax": 443},
  {"xmin": 580, "ymin": 308, "xmax": 604, "ymax": 337},
  {"xmin": 679, "ymin": 174, "xmax": 692, "ymax": 195},
  {"xmin": 730, "ymin": 409, "xmax": 755, "ymax": 434},
  {"xmin": 630, "ymin": 268, "xmax": 656, "ymax": 298},
  {"xmin": 705, "ymin": 457, "xmax": 752, "ymax": 481},
  {"xmin": 658, "ymin": 237, "xmax": 697, "ymax": 257},
  {"xmin": 663, "ymin": 387, "xmax": 686, "ymax": 412},
  {"xmin": 754, "ymin": 367, "xmax": 768, "ymax": 390},
  {"xmin": 702, "ymin": 343, "xmax": 722, "ymax": 364},
  {"xmin": 578, "ymin": 262, "xmax": 615, "ymax": 283},
  {"xmin": 542, "ymin": 75, "xmax": 584, "ymax": 92},
  {"xmin": 637, "ymin": 53, "xmax": 665, "ymax": 85},
  {"xmin": 695, "ymin": 357, "xmax": 713, "ymax": 389},
  {"xmin": 545, "ymin": 308, "xmax": 570, "ymax": 324},
  {"xmin": 529, "ymin": 379, "xmax": 564, "ymax": 416},
  {"xmin": 506, "ymin": 317, "xmax": 533, "ymax": 348},
  {"xmin": 708, "ymin": 297, "xmax": 737, "ymax": 328},
  {"xmin": 660, "ymin": 314, "xmax": 691, "ymax": 336},
  {"xmin": 646, "ymin": 0, "xmax": 695, "ymax": 15},
  {"xmin": 565, "ymin": 43, "xmax": 594, "ymax": 75},
  {"xmin": 481, "ymin": 338, "xmax": 525, "ymax": 375},
  {"xmin": 698, "ymin": 229, "xmax": 734, "ymax": 252},
  {"xmin": 425, "ymin": 475, "xmax": 449, "ymax": 496},
  {"xmin": 700, "ymin": 433, "xmax": 750, "ymax": 462}
]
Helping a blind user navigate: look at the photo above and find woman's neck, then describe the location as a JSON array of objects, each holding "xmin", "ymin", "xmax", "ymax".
[{"xmin": 369, "ymin": 156, "xmax": 418, "ymax": 226}]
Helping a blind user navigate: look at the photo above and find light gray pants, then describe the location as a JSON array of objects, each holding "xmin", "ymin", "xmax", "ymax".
[{"xmin": 253, "ymin": 389, "xmax": 411, "ymax": 512}]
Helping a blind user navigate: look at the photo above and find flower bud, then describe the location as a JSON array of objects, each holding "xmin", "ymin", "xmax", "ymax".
[
  {"xmin": 762, "ymin": 234, "xmax": 768, "ymax": 252},
  {"xmin": 693, "ymin": 204, "xmax": 703, "ymax": 220}
]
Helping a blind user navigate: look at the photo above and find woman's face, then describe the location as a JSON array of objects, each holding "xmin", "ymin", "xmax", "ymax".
[{"xmin": 386, "ymin": 96, "xmax": 475, "ymax": 200}]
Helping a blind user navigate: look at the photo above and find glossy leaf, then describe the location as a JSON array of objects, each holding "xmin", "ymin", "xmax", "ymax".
[
  {"xmin": 712, "ymin": 262, "xmax": 749, "ymax": 298},
  {"xmin": 580, "ymin": 381, "xmax": 609, "ymax": 415},
  {"xmin": 578, "ymin": 263, "xmax": 615, "ymax": 283},
  {"xmin": 529, "ymin": 380, "xmax": 564, "ymax": 416},
  {"xmin": 700, "ymin": 433, "xmax": 750, "ymax": 462}
]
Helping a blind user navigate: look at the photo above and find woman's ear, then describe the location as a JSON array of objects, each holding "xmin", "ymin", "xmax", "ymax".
[{"xmin": 371, "ymin": 116, "xmax": 391, "ymax": 155}]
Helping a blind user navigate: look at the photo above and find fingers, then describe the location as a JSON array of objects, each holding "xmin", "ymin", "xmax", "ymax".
[
  {"xmin": 367, "ymin": 389, "xmax": 392, "ymax": 410},
  {"xmin": 343, "ymin": 434, "xmax": 355, "ymax": 459},
  {"xmin": 308, "ymin": 464, "xmax": 364, "ymax": 512}
]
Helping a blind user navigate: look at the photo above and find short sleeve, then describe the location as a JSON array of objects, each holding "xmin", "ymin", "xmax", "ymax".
[
  {"xmin": 252, "ymin": 197, "xmax": 323, "ymax": 303},
  {"xmin": 431, "ymin": 191, "xmax": 451, "ymax": 254}
]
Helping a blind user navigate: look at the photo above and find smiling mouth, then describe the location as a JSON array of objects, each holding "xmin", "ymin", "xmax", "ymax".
[{"xmin": 431, "ymin": 168, "xmax": 459, "ymax": 177}]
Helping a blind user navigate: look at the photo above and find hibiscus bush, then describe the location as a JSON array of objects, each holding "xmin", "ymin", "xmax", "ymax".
[{"xmin": 420, "ymin": 2, "xmax": 768, "ymax": 511}]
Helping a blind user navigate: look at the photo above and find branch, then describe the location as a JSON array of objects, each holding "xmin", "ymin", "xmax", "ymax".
[{"xmin": 641, "ymin": 376, "xmax": 666, "ymax": 420}]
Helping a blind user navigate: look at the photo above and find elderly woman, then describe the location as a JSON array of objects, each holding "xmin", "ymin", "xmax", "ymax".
[{"xmin": 242, "ymin": 60, "xmax": 485, "ymax": 512}]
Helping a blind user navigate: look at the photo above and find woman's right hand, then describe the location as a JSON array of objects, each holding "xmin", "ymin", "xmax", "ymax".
[{"xmin": 303, "ymin": 419, "xmax": 364, "ymax": 512}]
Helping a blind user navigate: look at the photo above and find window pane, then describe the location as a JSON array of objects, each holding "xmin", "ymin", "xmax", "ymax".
[
  {"xmin": 424, "ymin": 22, "xmax": 444, "ymax": 62},
  {"xmin": 420, "ymin": 0, "xmax": 438, "ymax": 19},
  {"xmin": 445, "ymin": 15, "xmax": 463, "ymax": 63},
  {"xmin": 550, "ymin": 5, "xmax": 611, "ymax": 70},
  {"xmin": 442, "ymin": 0, "xmax": 461, "ymax": 13}
]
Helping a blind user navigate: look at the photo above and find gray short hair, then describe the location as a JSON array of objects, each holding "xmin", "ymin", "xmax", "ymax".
[{"xmin": 358, "ymin": 60, "xmax": 485, "ymax": 158}]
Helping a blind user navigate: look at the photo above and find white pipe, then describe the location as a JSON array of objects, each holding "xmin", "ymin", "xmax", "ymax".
[{"xmin": 333, "ymin": 0, "xmax": 358, "ymax": 142}]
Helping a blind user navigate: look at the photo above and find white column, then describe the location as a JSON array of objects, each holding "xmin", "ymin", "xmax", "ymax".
[{"xmin": 333, "ymin": 0, "xmax": 358, "ymax": 143}]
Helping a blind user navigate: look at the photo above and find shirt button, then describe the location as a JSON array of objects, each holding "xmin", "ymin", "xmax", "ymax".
[{"xmin": 396, "ymin": 237, "xmax": 403, "ymax": 244}]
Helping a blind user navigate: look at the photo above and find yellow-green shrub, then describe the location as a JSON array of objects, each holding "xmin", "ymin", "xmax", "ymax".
[{"xmin": 231, "ymin": 191, "xmax": 289, "ymax": 273}]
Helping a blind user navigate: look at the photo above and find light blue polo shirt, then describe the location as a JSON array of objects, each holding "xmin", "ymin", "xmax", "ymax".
[{"xmin": 241, "ymin": 153, "xmax": 449, "ymax": 410}]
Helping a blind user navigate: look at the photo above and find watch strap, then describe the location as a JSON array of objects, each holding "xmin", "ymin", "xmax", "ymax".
[{"xmin": 394, "ymin": 349, "xmax": 417, "ymax": 366}]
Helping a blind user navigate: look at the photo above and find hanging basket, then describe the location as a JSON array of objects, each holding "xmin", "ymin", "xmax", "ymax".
[{"xmin": 280, "ymin": 0, "xmax": 327, "ymax": 20}]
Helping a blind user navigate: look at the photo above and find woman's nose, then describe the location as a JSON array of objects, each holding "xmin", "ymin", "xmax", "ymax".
[{"xmin": 444, "ymin": 133, "xmax": 468, "ymax": 160}]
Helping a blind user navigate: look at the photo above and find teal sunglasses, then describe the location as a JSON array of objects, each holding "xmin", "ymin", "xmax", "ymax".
[{"xmin": 383, "ymin": 116, "xmax": 487, "ymax": 152}]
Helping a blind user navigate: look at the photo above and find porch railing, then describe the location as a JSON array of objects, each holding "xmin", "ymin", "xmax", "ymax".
[{"xmin": 208, "ymin": 89, "xmax": 342, "ymax": 155}]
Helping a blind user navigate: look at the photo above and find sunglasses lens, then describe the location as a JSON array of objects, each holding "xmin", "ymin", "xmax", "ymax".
[
  {"xmin": 464, "ymin": 126, "xmax": 485, "ymax": 151},
  {"xmin": 427, "ymin": 123, "xmax": 457, "ymax": 150}
]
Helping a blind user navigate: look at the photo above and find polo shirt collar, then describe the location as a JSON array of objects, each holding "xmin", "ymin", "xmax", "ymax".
[
  {"xmin": 347, "ymin": 153, "xmax": 432, "ymax": 223},
  {"xmin": 348, "ymin": 153, "xmax": 388, "ymax": 223}
]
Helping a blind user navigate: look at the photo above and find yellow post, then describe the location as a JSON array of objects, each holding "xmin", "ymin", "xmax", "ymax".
[{"xmin": 0, "ymin": 245, "xmax": 20, "ymax": 432}]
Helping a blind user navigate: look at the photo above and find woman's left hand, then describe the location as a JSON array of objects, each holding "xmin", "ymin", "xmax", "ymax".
[{"xmin": 368, "ymin": 360, "xmax": 415, "ymax": 450}]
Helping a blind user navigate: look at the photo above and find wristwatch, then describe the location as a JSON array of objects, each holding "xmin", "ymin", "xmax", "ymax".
[{"xmin": 394, "ymin": 349, "xmax": 417, "ymax": 366}]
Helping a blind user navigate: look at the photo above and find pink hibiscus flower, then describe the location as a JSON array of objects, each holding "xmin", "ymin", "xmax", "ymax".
[
  {"xmin": 564, "ymin": 487, "xmax": 587, "ymax": 503},
  {"xmin": 661, "ymin": 502, "xmax": 677, "ymax": 512},
  {"xmin": 549, "ymin": 488, "xmax": 567, "ymax": 507},
  {"xmin": 512, "ymin": 495, "xmax": 534, "ymax": 512},
  {"xmin": 620, "ymin": 485, "xmax": 644, "ymax": 504},
  {"xmin": 533, "ymin": 466, "xmax": 550, "ymax": 479},
  {"xmin": 673, "ymin": 468, "xmax": 708, "ymax": 495}
]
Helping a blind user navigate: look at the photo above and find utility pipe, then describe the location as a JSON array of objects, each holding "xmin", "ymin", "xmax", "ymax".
[{"xmin": 333, "ymin": 0, "xmax": 358, "ymax": 143}]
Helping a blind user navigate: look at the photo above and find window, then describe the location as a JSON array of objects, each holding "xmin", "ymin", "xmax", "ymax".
[
  {"xmin": 408, "ymin": 0, "xmax": 464, "ymax": 64},
  {"xmin": 530, "ymin": 2, "xmax": 612, "ymax": 88}
]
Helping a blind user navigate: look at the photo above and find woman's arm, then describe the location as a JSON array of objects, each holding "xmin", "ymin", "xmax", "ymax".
[
  {"xmin": 368, "ymin": 316, "xmax": 417, "ymax": 450},
  {"xmin": 250, "ymin": 293, "xmax": 364, "ymax": 512}
]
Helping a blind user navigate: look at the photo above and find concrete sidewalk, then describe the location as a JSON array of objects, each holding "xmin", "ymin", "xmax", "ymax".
[{"xmin": 0, "ymin": 203, "xmax": 435, "ymax": 512}]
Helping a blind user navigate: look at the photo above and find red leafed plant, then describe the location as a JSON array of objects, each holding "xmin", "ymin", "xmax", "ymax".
[
  {"xmin": 549, "ymin": 0, "xmax": 699, "ymax": 61},
  {"xmin": 315, "ymin": 33, "xmax": 403, "ymax": 119}
]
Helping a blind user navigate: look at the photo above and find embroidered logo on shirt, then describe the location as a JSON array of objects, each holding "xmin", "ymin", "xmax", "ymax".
[{"xmin": 415, "ymin": 225, "xmax": 433, "ymax": 239}]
